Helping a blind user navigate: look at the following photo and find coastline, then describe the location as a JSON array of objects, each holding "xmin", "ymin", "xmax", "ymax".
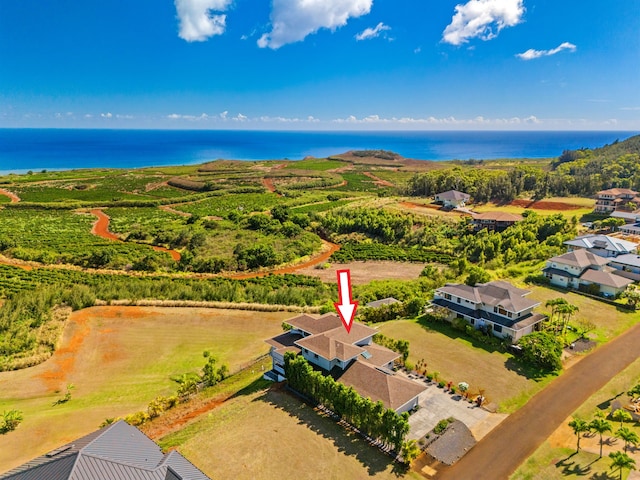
[{"xmin": 0, "ymin": 129, "xmax": 637, "ymax": 175}]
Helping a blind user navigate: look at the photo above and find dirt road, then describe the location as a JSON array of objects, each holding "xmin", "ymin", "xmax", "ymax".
[
  {"xmin": 89, "ymin": 209, "xmax": 182, "ymax": 261},
  {"xmin": 434, "ymin": 321, "xmax": 640, "ymax": 480},
  {"xmin": 0, "ymin": 188, "xmax": 20, "ymax": 203}
]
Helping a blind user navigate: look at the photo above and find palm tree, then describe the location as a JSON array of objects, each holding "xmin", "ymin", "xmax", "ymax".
[
  {"xmin": 589, "ymin": 417, "xmax": 612, "ymax": 458},
  {"xmin": 616, "ymin": 427, "xmax": 639, "ymax": 453},
  {"xmin": 556, "ymin": 302, "xmax": 578, "ymax": 343},
  {"xmin": 609, "ymin": 451, "xmax": 636, "ymax": 480},
  {"xmin": 612, "ymin": 408, "xmax": 633, "ymax": 429},
  {"xmin": 568, "ymin": 418, "xmax": 590, "ymax": 452},
  {"xmin": 545, "ymin": 298, "xmax": 568, "ymax": 331}
]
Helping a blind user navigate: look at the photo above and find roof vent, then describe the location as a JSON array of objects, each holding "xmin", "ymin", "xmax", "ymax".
[{"xmin": 46, "ymin": 445, "xmax": 73, "ymax": 457}]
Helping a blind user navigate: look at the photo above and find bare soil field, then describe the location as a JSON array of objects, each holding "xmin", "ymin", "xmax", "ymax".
[
  {"xmin": 0, "ymin": 306, "xmax": 291, "ymax": 473},
  {"xmin": 159, "ymin": 386, "xmax": 421, "ymax": 480},
  {"xmin": 295, "ymin": 260, "xmax": 427, "ymax": 284}
]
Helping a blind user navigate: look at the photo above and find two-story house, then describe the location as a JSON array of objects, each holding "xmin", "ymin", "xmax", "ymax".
[
  {"xmin": 594, "ymin": 188, "xmax": 640, "ymax": 214},
  {"xmin": 542, "ymin": 249, "xmax": 633, "ymax": 297},
  {"xmin": 471, "ymin": 212, "xmax": 523, "ymax": 232},
  {"xmin": 431, "ymin": 280, "xmax": 545, "ymax": 342},
  {"xmin": 564, "ymin": 234, "xmax": 639, "ymax": 258},
  {"xmin": 265, "ymin": 313, "xmax": 425, "ymax": 413}
]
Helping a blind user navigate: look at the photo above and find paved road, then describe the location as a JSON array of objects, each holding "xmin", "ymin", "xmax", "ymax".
[{"xmin": 434, "ymin": 322, "xmax": 640, "ymax": 480}]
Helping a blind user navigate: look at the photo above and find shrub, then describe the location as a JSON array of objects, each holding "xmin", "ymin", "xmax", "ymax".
[
  {"xmin": 434, "ymin": 419, "xmax": 450, "ymax": 434},
  {"xmin": 0, "ymin": 410, "xmax": 23, "ymax": 434},
  {"xmin": 438, "ymin": 381, "xmax": 446, "ymax": 388}
]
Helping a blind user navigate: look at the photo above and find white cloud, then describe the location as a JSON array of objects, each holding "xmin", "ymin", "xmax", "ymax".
[
  {"xmin": 517, "ymin": 42, "xmax": 576, "ymax": 60},
  {"xmin": 332, "ymin": 114, "xmax": 541, "ymax": 126},
  {"xmin": 258, "ymin": 0, "xmax": 373, "ymax": 49},
  {"xmin": 442, "ymin": 0, "xmax": 524, "ymax": 46},
  {"xmin": 101, "ymin": 112, "xmax": 113, "ymax": 118},
  {"xmin": 174, "ymin": 0, "xmax": 232, "ymax": 42},
  {"xmin": 355, "ymin": 22, "xmax": 390, "ymax": 41}
]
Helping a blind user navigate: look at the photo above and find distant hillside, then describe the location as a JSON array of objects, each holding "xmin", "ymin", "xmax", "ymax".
[{"xmin": 550, "ymin": 134, "xmax": 640, "ymax": 192}]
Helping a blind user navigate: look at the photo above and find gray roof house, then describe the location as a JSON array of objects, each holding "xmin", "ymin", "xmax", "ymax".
[
  {"xmin": 543, "ymin": 249, "xmax": 633, "ymax": 297},
  {"xmin": 432, "ymin": 281, "xmax": 545, "ymax": 342},
  {"xmin": 564, "ymin": 234, "xmax": 638, "ymax": 258},
  {"xmin": 0, "ymin": 420, "xmax": 210, "ymax": 480},
  {"xmin": 265, "ymin": 313, "xmax": 426, "ymax": 414},
  {"xmin": 434, "ymin": 190, "xmax": 471, "ymax": 208},
  {"xmin": 365, "ymin": 297, "xmax": 401, "ymax": 308}
]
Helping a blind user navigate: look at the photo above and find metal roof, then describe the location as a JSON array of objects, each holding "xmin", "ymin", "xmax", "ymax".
[{"xmin": 0, "ymin": 421, "xmax": 210, "ymax": 480}]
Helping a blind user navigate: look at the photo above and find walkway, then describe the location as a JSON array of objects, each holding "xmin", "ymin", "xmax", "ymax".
[{"xmin": 434, "ymin": 321, "xmax": 640, "ymax": 480}]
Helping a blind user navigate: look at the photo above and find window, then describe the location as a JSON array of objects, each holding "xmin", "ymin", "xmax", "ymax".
[
  {"xmin": 469, "ymin": 318, "xmax": 475, "ymax": 325},
  {"xmin": 457, "ymin": 297, "xmax": 461, "ymax": 303},
  {"xmin": 314, "ymin": 353, "xmax": 319, "ymax": 359},
  {"xmin": 508, "ymin": 312, "xmax": 513, "ymax": 318},
  {"xmin": 494, "ymin": 325, "xmax": 503, "ymax": 333},
  {"xmin": 444, "ymin": 293, "xmax": 452, "ymax": 300}
]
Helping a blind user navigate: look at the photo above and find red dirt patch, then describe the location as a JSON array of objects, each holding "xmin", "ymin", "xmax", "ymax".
[
  {"xmin": 36, "ymin": 312, "xmax": 90, "ymax": 392},
  {"xmin": 144, "ymin": 397, "xmax": 226, "ymax": 440},
  {"xmin": 363, "ymin": 172, "xmax": 395, "ymax": 187},
  {"xmin": 89, "ymin": 209, "xmax": 181, "ymax": 261},
  {"xmin": 0, "ymin": 188, "xmax": 20, "ymax": 203},
  {"xmin": 509, "ymin": 199, "xmax": 583, "ymax": 210},
  {"xmin": 89, "ymin": 209, "xmax": 120, "ymax": 241},
  {"xmin": 262, "ymin": 177, "xmax": 281, "ymax": 196}
]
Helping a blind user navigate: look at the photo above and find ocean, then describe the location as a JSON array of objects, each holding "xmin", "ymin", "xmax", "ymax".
[{"xmin": 0, "ymin": 129, "xmax": 637, "ymax": 174}]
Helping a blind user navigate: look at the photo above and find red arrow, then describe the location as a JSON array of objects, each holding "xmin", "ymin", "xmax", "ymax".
[{"xmin": 334, "ymin": 269, "xmax": 358, "ymax": 333}]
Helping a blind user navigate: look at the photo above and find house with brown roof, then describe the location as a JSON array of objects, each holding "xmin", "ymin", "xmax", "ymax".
[
  {"xmin": 595, "ymin": 188, "xmax": 640, "ymax": 214},
  {"xmin": 471, "ymin": 212, "xmax": 523, "ymax": 231},
  {"xmin": 542, "ymin": 249, "xmax": 634, "ymax": 297},
  {"xmin": 0, "ymin": 420, "xmax": 209, "ymax": 480},
  {"xmin": 432, "ymin": 281, "xmax": 545, "ymax": 342},
  {"xmin": 265, "ymin": 313, "xmax": 426, "ymax": 413},
  {"xmin": 434, "ymin": 190, "xmax": 471, "ymax": 208}
]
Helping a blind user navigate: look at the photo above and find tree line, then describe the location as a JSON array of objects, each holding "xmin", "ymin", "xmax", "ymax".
[{"xmin": 284, "ymin": 352, "xmax": 410, "ymax": 453}]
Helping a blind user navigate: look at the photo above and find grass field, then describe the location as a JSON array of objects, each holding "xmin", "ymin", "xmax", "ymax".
[
  {"xmin": 377, "ymin": 319, "xmax": 555, "ymax": 413},
  {"xmin": 525, "ymin": 286, "xmax": 640, "ymax": 342},
  {"xmin": 158, "ymin": 384, "xmax": 421, "ymax": 480},
  {"xmin": 511, "ymin": 356, "xmax": 640, "ymax": 480},
  {"xmin": 0, "ymin": 306, "xmax": 291, "ymax": 473}
]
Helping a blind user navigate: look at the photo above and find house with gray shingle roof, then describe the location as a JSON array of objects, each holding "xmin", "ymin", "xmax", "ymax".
[
  {"xmin": 0, "ymin": 420, "xmax": 210, "ymax": 480},
  {"xmin": 542, "ymin": 249, "xmax": 634, "ymax": 297},
  {"xmin": 265, "ymin": 313, "xmax": 426, "ymax": 413},
  {"xmin": 432, "ymin": 281, "xmax": 545, "ymax": 342},
  {"xmin": 434, "ymin": 190, "xmax": 471, "ymax": 208}
]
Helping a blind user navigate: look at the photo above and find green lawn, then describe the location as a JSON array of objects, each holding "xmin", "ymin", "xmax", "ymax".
[
  {"xmin": 376, "ymin": 318, "xmax": 555, "ymax": 412},
  {"xmin": 0, "ymin": 306, "xmax": 291, "ymax": 473},
  {"xmin": 525, "ymin": 286, "xmax": 640, "ymax": 342}
]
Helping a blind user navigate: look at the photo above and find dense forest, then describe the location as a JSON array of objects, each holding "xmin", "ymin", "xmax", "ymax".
[{"xmin": 405, "ymin": 134, "xmax": 640, "ymax": 201}]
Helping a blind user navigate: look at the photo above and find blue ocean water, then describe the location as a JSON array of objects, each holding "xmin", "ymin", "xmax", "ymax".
[{"xmin": 0, "ymin": 129, "xmax": 637, "ymax": 174}]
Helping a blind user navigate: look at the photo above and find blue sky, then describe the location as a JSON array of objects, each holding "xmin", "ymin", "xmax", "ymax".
[{"xmin": 1, "ymin": 0, "xmax": 638, "ymax": 130}]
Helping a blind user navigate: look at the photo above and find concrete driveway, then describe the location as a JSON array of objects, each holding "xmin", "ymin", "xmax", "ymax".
[{"xmin": 404, "ymin": 378, "xmax": 507, "ymax": 441}]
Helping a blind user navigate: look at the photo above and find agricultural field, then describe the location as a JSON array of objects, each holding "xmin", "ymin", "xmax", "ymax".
[
  {"xmin": 0, "ymin": 306, "xmax": 292, "ymax": 473},
  {"xmin": 377, "ymin": 319, "xmax": 554, "ymax": 412},
  {"xmin": 0, "ymin": 208, "xmax": 173, "ymax": 268},
  {"xmin": 511, "ymin": 356, "xmax": 640, "ymax": 480},
  {"xmin": 173, "ymin": 192, "xmax": 281, "ymax": 217}
]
